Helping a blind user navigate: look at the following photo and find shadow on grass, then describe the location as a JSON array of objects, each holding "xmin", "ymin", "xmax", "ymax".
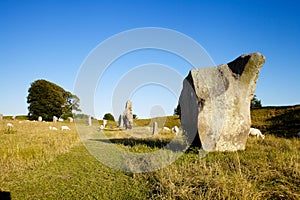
[
  {"xmin": 266, "ymin": 107, "xmax": 300, "ymax": 138},
  {"xmin": 89, "ymin": 137, "xmax": 187, "ymax": 151},
  {"xmin": 0, "ymin": 191, "xmax": 11, "ymax": 200}
]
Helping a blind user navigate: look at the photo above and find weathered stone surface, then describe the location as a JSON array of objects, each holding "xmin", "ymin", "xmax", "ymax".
[
  {"xmin": 153, "ymin": 122, "xmax": 159, "ymax": 135},
  {"xmin": 118, "ymin": 114, "xmax": 124, "ymax": 128},
  {"xmin": 123, "ymin": 100, "xmax": 133, "ymax": 129},
  {"xmin": 179, "ymin": 52, "xmax": 265, "ymax": 152}
]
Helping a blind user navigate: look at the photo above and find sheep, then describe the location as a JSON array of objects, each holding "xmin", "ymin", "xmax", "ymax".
[
  {"xmin": 61, "ymin": 125, "xmax": 71, "ymax": 131},
  {"xmin": 163, "ymin": 127, "xmax": 171, "ymax": 132},
  {"xmin": 7, "ymin": 123, "xmax": 13, "ymax": 127},
  {"xmin": 172, "ymin": 126, "xmax": 179, "ymax": 135},
  {"xmin": 249, "ymin": 128, "xmax": 265, "ymax": 140},
  {"xmin": 49, "ymin": 126, "xmax": 58, "ymax": 131}
]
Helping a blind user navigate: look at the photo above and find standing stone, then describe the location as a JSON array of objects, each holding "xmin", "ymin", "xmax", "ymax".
[
  {"xmin": 68, "ymin": 117, "xmax": 74, "ymax": 123},
  {"xmin": 179, "ymin": 52, "xmax": 265, "ymax": 152},
  {"xmin": 103, "ymin": 119, "xmax": 107, "ymax": 127},
  {"xmin": 53, "ymin": 116, "xmax": 58, "ymax": 123},
  {"xmin": 0, "ymin": 114, "xmax": 3, "ymax": 121},
  {"xmin": 152, "ymin": 122, "xmax": 159, "ymax": 135},
  {"xmin": 38, "ymin": 116, "xmax": 42, "ymax": 122},
  {"xmin": 118, "ymin": 114, "xmax": 124, "ymax": 128},
  {"xmin": 86, "ymin": 115, "xmax": 92, "ymax": 126},
  {"xmin": 123, "ymin": 100, "xmax": 133, "ymax": 129}
]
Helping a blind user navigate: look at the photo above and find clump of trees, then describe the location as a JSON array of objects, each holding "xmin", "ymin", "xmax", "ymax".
[
  {"xmin": 103, "ymin": 113, "xmax": 115, "ymax": 121},
  {"xmin": 251, "ymin": 95, "xmax": 262, "ymax": 109},
  {"xmin": 27, "ymin": 79, "xmax": 81, "ymax": 121}
]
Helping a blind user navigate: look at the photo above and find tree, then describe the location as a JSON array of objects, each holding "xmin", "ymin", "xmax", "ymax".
[
  {"xmin": 27, "ymin": 79, "xmax": 80, "ymax": 121},
  {"xmin": 251, "ymin": 95, "xmax": 262, "ymax": 109},
  {"xmin": 103, "ymin": 113, "xmax": 115, "ymax": 121},
  {"xmin": 133, "ymin": 114, "xmax": 137, "ymax": 119},
  {"xmin": 173, "ymin": 104, "xmax": 181, "ymax": 116}
]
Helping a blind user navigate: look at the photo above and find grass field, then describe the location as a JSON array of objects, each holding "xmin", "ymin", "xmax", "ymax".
[{"xmin": 0, "ymin": 107, "xmax": 299, "ymax": 199}]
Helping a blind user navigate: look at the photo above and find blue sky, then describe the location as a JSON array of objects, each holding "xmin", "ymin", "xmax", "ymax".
[{"xmin": 0, "ymin": 0, "xmax": 299, "ymax": 119}]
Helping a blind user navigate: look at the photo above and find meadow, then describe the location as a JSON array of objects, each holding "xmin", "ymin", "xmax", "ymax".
[{"xmin": 0, "ymin": 106, "xmax": 299, "ymax": 199}]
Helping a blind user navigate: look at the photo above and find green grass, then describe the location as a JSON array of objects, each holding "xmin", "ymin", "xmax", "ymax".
[{"xmin": 1, "ymin": 107, "xmax": 299, "ymax": 199}]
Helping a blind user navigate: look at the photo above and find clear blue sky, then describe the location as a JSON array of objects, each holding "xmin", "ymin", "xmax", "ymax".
[{"xmin": 0, "ymin": 0, "xmax": 299, "ymax": 119}]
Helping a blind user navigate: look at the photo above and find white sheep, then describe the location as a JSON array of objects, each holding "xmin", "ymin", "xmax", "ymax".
[
  {"xmin": 163, "ymin": 127, "xmax": 171, "ymax": 132},
  {"xmin": 7, "ymin": 123, "xmax": 13, "ymax": 127},
  {"xmin": 61, "ymin": 125, "xmax": 70, "ymax": 131},
  {"xmin": 49, "ymin": 126, "xmax": 58, "ymax": 131},
  {"xmin": 172, "ymin": 126, "xmax": 179, "ymax": 135},
  {"xmin": 249, "ymin": 128, "xmax": 265, "ymax": 140}
]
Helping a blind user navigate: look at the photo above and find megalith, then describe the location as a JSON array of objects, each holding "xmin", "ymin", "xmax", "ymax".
[
  {"xmin": 179, "ymin": 52, "xmax": 265, "ymax": 152},
  {"xmin": 123, "ymin": 100, "xmax": 133, "ymax": 129}
]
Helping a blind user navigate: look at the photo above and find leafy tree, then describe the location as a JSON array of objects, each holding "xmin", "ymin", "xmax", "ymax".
[
  {"xmin": 27, "ymin": 79, "xmax": 80, "ymax": 121},
  {"xmin": 173, "ymin": 104, "xmax": 181, "ymax": 116},
  {"xmin": 133, "ymin": 114, "xmax": 137, "ymax": 119},
  {"xmin": 103, "ymin": 113, "xmax": 115, "ymax": 121},
  {"xmin": 251, "ymin": 95, "xmax": 262, "ymax": 109}
]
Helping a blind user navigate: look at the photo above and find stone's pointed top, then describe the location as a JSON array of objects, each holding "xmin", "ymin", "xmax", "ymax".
[{"xmin": 228, "ymin": 52, "xmax": 265, "ymax": 77}]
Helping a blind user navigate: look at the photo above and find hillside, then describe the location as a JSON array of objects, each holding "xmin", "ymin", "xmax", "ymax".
[{"xmin": 251, "ymin": 104, "xmax": 300, "ymax": 138}]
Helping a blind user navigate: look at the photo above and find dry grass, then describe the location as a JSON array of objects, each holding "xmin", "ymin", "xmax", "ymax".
[
  {"xmin": 0, "ymin": 120, "xmax": 80, "ymax": 191},
  {"xmin": 0, "ymin": 108, "xmax": 299, "ymax": 199}
]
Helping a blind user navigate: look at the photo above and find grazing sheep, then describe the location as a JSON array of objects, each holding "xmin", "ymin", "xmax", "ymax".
[
  {"xmin": 7, "ymin": 123, "xmax": 13, "ymax": 127},
  {"xmin": 61, "ymin": 125, "xmax": 71, "ymax": 131},
  {"xmin": 249, "ymin": 128, "xmax": 265, "ymax": 140},
  {"xmin": 163, "ymin": 127, "xmax": 171, "ymax": 131},
  {"xmin": 49, "ymin": 126, "xmax": 58, "ymax": 131},
  {"xmin": 172, "ymin": 126, "xmax": 179, "ymax": 135}
]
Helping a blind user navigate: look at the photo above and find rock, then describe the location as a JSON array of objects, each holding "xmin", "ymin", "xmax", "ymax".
[
  {"xmin": 179, "ymin": 52, "xmax": 265, "ymax": 152},
  {"xmin": 153, "ymin": 122, "xmax": 159, "ymax": 135},
  {"xmin": 86, "ymin": 115, "xmax": 92, "ymax": 126},
  {"xmin": 0, "ymin": 114, "xmax": 3, "ymax": 121},
  {"xmin": 118, "ymin": 114, "xmax": 124, "ymax": 128},
  {"xmin": 68, "ymin": 117, "xmax": 74, "ymax": 123},
  {"xmin": 103, "ymin": 119, "xmax": 107, "ymax": 127},
  {"xmin": 38, "ymin": 116, "xmax": 42, "ymax": 122},
  {"xmin": 123, "ymin": 100, "xmax": 133, "ymax": 129},
  {"xmin": 53, "ymin": 116, "xmax": 58, "ymax": 123}
]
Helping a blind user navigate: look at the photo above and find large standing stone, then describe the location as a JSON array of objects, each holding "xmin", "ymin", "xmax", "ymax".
[
  {"xmin": 123, "ymin": 100, "xmax": 133, "ymax": 129},
  {"xmin": 179, "ymin": 52, "xmax": 265, "ymax": 152},
  {"xmin": 152, "ymin": 122, "xmax": 159, "ymax": 135},
  {"xmin": 86, "ymin": 115, "xmax": 92, "ymax": 126},
  {"xmin": 118, "ymin": 114, "xmax": 124, "ymax": 128}
]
